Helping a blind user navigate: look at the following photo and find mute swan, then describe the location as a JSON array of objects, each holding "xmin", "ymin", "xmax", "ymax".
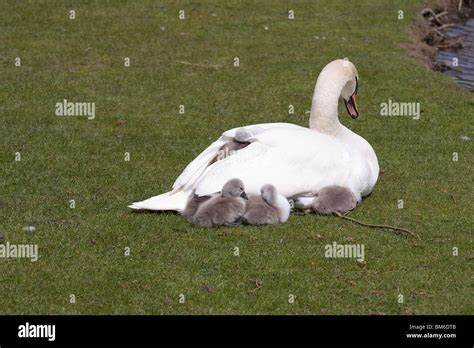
[
  {"xmin": 243, "ymin": 184, "xmax": 291, "ymax": 225},
  {"xmin": 311, "ymin": 185, "xmax": 357, "ymax": 215},
  {"xmin": 129, "ymin": 59, "xmax": 379, "ymax": 212},
  {"xmin": 191, "ymin": 178, "xmax": 248, "ymax": 227}
]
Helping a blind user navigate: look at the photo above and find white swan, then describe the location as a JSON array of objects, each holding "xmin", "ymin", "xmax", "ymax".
[{"xmin": 129, "ymin": 59, "xmax": 379, "ymax": 212}]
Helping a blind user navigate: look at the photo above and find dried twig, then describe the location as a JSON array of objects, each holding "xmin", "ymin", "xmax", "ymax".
[
  {"xmin": 427, "ymin": 27, "xmax": 448, "ymax": 39},
  {"xmin": 449, "ymin": 193, "xmax": 457, "ymax": 204},
  {"xmin": 437, "ymin": 23, "xmax": 455, "ymax": 30},
  {"xmin": 334, "ymin": 212, "xmax": 418, "ymax": 238},
  {"xmin": 420, "ymin": 8, "xmax": 448, "ymax": 26},
  {"xmin": 436, "ymin": 38, "xmax": 464, "ymax": 48},
  {"xmin": 420, "ymin": 6, "xmax": 463, "ymax": 50}
]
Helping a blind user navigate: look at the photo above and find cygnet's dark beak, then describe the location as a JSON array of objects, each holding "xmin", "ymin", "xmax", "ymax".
[{"xmin": 241, "ymin": 192, "xmax": 249, "ymax": 200}]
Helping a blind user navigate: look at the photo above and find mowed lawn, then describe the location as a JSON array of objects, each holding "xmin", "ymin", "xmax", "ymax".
[{"xmin": 0, "ymin": 0, "xmax": 472, "ymax": 314}]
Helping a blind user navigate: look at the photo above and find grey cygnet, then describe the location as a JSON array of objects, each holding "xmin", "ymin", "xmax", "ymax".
[
  {"xmin": 192, "ymin": 178, "xmax": 248, "ymax": 227},
  {"xmin": 243, "ymin": 184, "xmax": 291, "ymax": 225},
  {"xmin": 311, "ymin": 185, "xmax": 357, "ymax": 214}
]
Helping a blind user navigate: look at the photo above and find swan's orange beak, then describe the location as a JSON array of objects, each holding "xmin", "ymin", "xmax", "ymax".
[{"xmin": 344, "ymin": 93, "xmax": 359, "ymax": 119}]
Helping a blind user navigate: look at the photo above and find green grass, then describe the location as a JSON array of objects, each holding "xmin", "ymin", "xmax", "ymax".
[{"xmin": 0, "ymin": 0, "xmax": 472, "ymax": 314}]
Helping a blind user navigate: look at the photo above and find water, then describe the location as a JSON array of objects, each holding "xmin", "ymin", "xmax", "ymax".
[{"xmin": 436, "ymin": 18, "xmax": 474, "ymax": 92}]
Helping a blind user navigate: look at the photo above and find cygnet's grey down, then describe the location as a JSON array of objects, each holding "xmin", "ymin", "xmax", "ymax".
[
  {"xmin": 210, "ymin": 128, "xmax": 252, "ymax": 164},
  {"xmin": 182, "ymin": 190, "xmax": 212, "ymax": 220},
  {"xmin": 233, "ymin": 128, "xmax": 252, "ymax": 143},
  {"xmin": 243, "ymin": 184, "xmax": 291, "ymax": 225},
  {"xmin": 311, "ymin": 185, "xmax": 357, "ymax": 214},
  {"xmin": 191, "ymin": 178, "xmax": 248, "ymax": 227}
]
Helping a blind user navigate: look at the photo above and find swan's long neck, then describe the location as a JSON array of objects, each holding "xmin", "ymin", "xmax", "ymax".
[{"xmin": 309, "ymin": 74, "xmax": 345, "ymax": 136}]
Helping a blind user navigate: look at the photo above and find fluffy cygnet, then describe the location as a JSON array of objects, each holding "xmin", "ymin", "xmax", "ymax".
[
  {"xmin": 182, "ymin": 190, "xmax": 212, "ymax": 220},
  {"xmin": 311, "ymin": 185, "xmax": 357, "ymax": 214},
  {"xmin": 191, "ymin": 178, "xmax": 248, "ymax": 227},
  {"xmin": 243, "ymin": 184, "xmax": 290, "ymax": 225}
]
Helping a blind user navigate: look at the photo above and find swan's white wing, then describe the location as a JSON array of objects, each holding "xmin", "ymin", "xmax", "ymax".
[
  {"xmin": 171, "ymin": 122, "xmax": 303, "ymax": 192},
  {"xmin": 171, "ymin": 137, "xmax": 226, "ymax": 191},
  {"xmin": 193, "ymin": 127, "xmax": 356, "ymax": 198},
  {"xmin": 129, "ymin": 122, "xmax": 304, "ymax": 211},
  {"xmin": 339, "ymin": 127, "xmax": 380, "ymax": 197},
  {"xmin": 220, "ymin": 122, "xmax": 302, "ymax": 138}
]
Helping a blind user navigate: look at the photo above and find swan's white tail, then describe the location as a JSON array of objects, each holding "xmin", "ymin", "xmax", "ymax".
[{"xmin": 128, "ymin": 190, "xmax": 189, "ymax": 212}]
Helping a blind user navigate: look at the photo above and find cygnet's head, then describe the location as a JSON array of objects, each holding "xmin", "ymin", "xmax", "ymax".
[
  {"xmin": 319, "ymin": 59, "xmax": 360, "ymax": 119},
  {"xmin": 260, "ymin": 184, "xmax": 277, "ymax": 205},
  {"xmin": 222, "ymin": 178, "xmax": 248, "ymax": 200}
]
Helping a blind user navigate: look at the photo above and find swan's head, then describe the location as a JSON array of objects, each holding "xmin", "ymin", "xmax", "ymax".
[
  {"xmin": 321, "ymin": 59, "xmax": 360, "ymax": 119},
  {"xmin": 339, "ymin": 60, "xmax": 359, "ymax": 119}
]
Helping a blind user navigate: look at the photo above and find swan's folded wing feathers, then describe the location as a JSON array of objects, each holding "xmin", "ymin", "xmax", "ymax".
[
  {"xmin": 172, "ymin": 123, "xmax": 303, "ymax": 193},
  {"xmin": 172, "ymin": 137, "xmax": 226, "ymax": 191},
  {"xmin": 194, "ymin": 128, "xmax": 355, "ymax": 198},
  {"xmin": 220, "ymin": 122, "xmax": 301, "ymax": 138},
  {"xmin": 193, "ymin": 142, "xmax": 273, "ymax": 196}
]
